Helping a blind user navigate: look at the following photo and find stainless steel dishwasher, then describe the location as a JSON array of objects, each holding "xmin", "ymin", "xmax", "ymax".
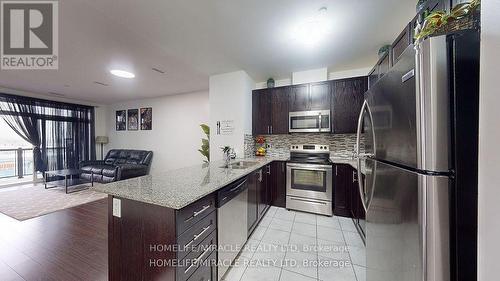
[{"xmin": 216, "ymin": 176, "xmax": 248, "ymax": 281}]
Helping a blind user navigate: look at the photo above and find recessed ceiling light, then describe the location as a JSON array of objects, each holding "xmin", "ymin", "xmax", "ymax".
[{"xmin": 110, "ymin": 69, "xmax": 135, "ymax": 79}]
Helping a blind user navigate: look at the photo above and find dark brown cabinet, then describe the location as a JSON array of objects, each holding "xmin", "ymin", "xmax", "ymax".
[
  {"xmin": 333, "ymin": 164, "xmax": 366, "ymax": 220},
  {"xmin": 270, "ymin": 161, "xmax": 286, "ymax": 208},
  {"xmin": 248, "ymin": 167, "xmax": 270, "ymax": 235},
  {"xmin": 252, "ymin": 90, "xmax": 271, "ymax": 135},
  {"xmin": 252, "ymin": 79, "xmax": 363, "ymax": 135},
  {"xmin": 331, "ymin": 77, "xmax": 367, "ymax": 134},
  {"xmin": 309, "ymin": 82, "xmax": 331, "ymax": 110},
  {"xmin": 289, "ymin": 82, "xmax": 330, "ymax": 112},
  {"xmin": 247, "ymin": 171, "xmax": 259, "ymax": 234},
  {"xmin": 258, "ymin": 167, "xmax": 270, "ymax": 219},
  {"xmin": 252, "ymin": 87, "xmax": 289, "ymax": 135},
  {"xmin": 391, "ymin": 23, "xmax": 412, "ymax": 67},
  {"xmin": 333, "ymin": 164, "xmax": 351, "ymax": 217},
  {"xmin": 289, "ymin": 84, "xmax": 310, "ymax": 112},
  {"xmin": 270, "ymin": 87, "xmax": 290, "ymax": 134}
]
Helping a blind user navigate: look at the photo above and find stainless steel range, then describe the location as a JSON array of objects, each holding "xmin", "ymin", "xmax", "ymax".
[{"xmin": 286, "ymin": 144, "xmax": 333, "ymax": 216}]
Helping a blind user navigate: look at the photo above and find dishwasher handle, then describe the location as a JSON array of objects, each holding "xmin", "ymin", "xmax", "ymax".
[{"xmin": 216, "ymin": 177, "xmax": 248, "ymax": 208}]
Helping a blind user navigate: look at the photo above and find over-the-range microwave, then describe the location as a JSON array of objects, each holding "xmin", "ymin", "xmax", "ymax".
[{"xmin": 289, "ymin": 110, "xmax": 331, "ymax": 133}]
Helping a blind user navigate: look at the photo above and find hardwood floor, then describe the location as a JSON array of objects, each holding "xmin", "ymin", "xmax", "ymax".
[{"xmin": 0, "ymin": 198, "xmax": 108, "ymax": 281}]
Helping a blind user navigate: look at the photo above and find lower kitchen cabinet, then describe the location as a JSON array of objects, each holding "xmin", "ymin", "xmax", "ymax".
[
  {"xmin": 247, "ymin": 170, "xmax": 259, "ymax": 234},
  {"xmin": 271, "ymin": 161, "xmax": 286, "ymax": 208},
  {"xmin": 248, "ymin": 166, "xmax": 271, "ymax": 235},
  {"xmin": 333, "ymin": 163, "xmax": 366, "ymax": 221},
  {"xmin": 258, "ymin": 166, "xmax": 270, "ymax": 219},
  {"xmin": 108, "ymin": 195, "xmax": 218, "ymax": 281},
  {"xmin": 333, "ymin": 164, "xmax": 351, "ymax": 217}
]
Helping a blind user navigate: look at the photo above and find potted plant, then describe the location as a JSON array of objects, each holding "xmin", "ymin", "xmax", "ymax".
[{"xmin": 198, "ymin": 124, "xmax": 210, "ymax": 163}]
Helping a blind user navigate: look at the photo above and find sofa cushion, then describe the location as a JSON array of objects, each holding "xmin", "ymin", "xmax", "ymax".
[
  {"xmin": 126, "ymin": 151, "xmax": 146, "ymax": 164},
  {"xmin": 91, "ymin": 165, "xmax": 108, "ymax": 174},
  {"xmin": 81, "ymin": 166, "xmax": 93, "ymax": 172},
  {"xmin": 102, "ymin": 166, "xmax": 118, "ymax": 177}
]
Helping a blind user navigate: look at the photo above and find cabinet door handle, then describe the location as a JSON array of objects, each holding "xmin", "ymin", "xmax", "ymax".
[
  {"xmin": 186, "ymin": 204, "xmax": 211, "ymax": 222},
  {"xmin": 267, "ymin": 126, "xmax": 270, "ymax": 134},
  {"xmin": 335, "ymin": 166, "xmax": 338, "ymax": 176},
  {"xmin": 184, "ymin": 245, "xmax": 212, "ymax": 274},
  {"xmin": 270, "ymin": 126, "xmax": 273, "ymax": 134},
  {"xmin": 193, "ymin": 226, "xmax": 211, "ymax": 241},
  {"xmin": 267, "ymin": 165, "xmax": 271, "ymax": 175},
  {"xmin": 352, "ymin": 171, "xmax": 357, "ymax": 183}
]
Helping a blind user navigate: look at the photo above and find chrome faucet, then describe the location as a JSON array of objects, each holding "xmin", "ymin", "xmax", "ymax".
[{"xmin": 222, "ymin": 147, "xmax": 236, "ymax": 167}]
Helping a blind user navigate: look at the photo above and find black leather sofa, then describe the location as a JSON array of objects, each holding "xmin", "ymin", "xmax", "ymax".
[{"xmin": 79, "ymin": 149, "xmax": 153, "ymax": 183}]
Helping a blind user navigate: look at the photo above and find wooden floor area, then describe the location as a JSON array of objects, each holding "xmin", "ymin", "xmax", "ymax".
[{"xmin": 0, "ymin": 198, "xmax": 108, "ymax": 281}]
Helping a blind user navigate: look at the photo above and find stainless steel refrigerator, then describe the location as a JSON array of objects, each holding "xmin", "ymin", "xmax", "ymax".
[{"xmin": 355, "ymin": 31, "xmax": 479, "ymax": 281}]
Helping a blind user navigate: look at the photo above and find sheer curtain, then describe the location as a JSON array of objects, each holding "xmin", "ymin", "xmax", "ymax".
[{"xmin": 0, "ymin": 93, "xmax": 95, "ymax": 175}]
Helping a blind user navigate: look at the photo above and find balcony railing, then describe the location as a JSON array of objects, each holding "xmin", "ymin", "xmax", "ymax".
[{"xmin": 0, "ymin": 148, "xmax": 34, "ymax": 179}]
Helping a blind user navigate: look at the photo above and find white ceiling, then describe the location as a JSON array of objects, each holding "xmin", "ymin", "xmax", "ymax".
[{"xmin": 0, "ymin": 0, "xmax": 416, "ymax": 104}]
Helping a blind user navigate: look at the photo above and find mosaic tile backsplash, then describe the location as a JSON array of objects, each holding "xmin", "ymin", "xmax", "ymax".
[{"xmin": 244, "ymin": 133, "xmax": 365, "ymax": 159}]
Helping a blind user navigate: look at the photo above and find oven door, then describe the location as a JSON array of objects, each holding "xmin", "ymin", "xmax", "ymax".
[
  {"xmin": 286, "ymin": 163, "xmax": 333, "ymax": 201},
  {"xmin": 289, "ymin": 110, "xmax": 330, "ymax": 133}
]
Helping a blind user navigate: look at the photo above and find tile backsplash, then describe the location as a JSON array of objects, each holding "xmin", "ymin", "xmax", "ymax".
[{"xmin": 244, "ymin": 133, "xmax": 364, "ymax": 159}]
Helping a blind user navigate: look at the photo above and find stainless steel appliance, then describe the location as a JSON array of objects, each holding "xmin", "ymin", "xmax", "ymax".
[
  {"xmin": 289, "ymin": 110, "xmax": 331, "ymax": 133},
  {"xmin": 286, "ymin": 144, "xmax": 333, "ymax": 216},
  {"xmin": 216, "ymin": 177, "xmax": 248, "ymax": 281},
  {"xmin": 355, "ymin": 32, "xmax": 479, "ymax": 281}
]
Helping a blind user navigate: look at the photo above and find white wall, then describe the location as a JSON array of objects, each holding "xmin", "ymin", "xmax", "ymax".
[
  {"xmin": 254, "ymin": 67, "xmax": 371, "ymax": 89},
  {"xmin": 478, "ymin": 0, "xmax": 500, "ymax": 280},
  {"xmin": 106, "ymin": 91, "xmax": 209, "ymax": 175},
  {"xmin": 292, "ymin": 68, "xmax": 328, "ymax": 85},
  {"xmin": 328, "ymin": 67, "xmax": 371, "ymax": 80},
  {"xmin": 209, "ymin": 71, "xmax": 254, "ymax": 161}
]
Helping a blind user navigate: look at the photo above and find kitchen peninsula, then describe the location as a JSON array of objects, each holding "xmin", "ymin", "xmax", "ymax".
[
  {"xmin": 96, "ymin": 156, "xmax": 283, "ymax": 281},
  {"xmin": 95, "ymin": 155, "xmax": 362, "ymax": 281}
]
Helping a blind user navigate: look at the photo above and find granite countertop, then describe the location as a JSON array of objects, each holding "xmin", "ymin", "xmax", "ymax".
[
  {"xmin": 94, "ymin": 154, "xmax": 366, "ymax": 210},
  {"xmin": 94, "ymin": 156, "xmax": 288, "ymax": 210},
  {"xmin": 329, "ymin": 155, "xmax": 367, "ymax": 175}
]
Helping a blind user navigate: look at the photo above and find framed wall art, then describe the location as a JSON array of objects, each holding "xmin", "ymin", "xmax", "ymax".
[
  {"xmin": 116, "ymin": 110, "xmax": 126, "ymax": 131},
  {"xmin": 140, "ymin": 107, "xmax": 152, "ymax": 130},
  {"xmin": 127, "ymin": 109, "xmax": 139, "ymax": 130}
]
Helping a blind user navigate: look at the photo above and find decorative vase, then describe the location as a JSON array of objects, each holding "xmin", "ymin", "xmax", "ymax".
[
  {"xmin": 378, "ymin": 45, "xmax": 391, "ymax": 58},
  {"xmin": 416, "ymin": 0, "xmax": 427, "ymax": 12},
  {"xmin": 267, "ymin": 78, "xmax": 275, "ymax": 88}
]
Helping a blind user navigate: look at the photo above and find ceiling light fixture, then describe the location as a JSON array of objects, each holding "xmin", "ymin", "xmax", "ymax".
[
  {"xmin": 110, "ymin": 69, "xmax": 135, "ymax": 79},
  {"xmin": 291, "ymin": 7, "xmax": 331, "ymax": 47}
]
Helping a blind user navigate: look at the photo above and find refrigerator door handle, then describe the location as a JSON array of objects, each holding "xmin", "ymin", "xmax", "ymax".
[
  {"xmin": 355, "ymin": 100, "xmax": 377, "ymax": 212},
  {"xmin": 356, "ymin": 100, "xmax": 375, "ymax": 159},
  {"xmin": 357, "ymin": 157, "xmax": 376, "ymax": 213}
]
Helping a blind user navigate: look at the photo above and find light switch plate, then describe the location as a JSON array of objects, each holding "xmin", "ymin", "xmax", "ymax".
[{"xmin": 112, "ymin": 198, "xmax": 121, "ymax": 218}]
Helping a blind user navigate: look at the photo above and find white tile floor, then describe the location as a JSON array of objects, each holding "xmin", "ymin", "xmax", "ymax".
[{"xmin": 221, "ymin": 206, "xmax": 366, "ymax": 281}]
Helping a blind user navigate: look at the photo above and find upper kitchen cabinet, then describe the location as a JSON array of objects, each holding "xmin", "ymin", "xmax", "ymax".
[
  {"xmin": 252, "ymin": 87, "xmax": 289, "ymax": 135},
  {"xmin": 331, "ymin": 77, "xmax": 367, "ymax": 134},
  {"xmin": 289, "ymin": 82, "xmax": 330, "ymax": 112},
  {"xmin": 252, "ymin": 89, "xmax": 271, "ymax": 135},
  {"xmin": 309, "ymin": 82, "xmax": 331, "ymax": 110},
  {"xmin": 270, "ymin": 87, "xmax": 290, "ymax": 134},
  {"xmin": 289, "ymin": 84, "xmax": 310, "ymax": 112}
]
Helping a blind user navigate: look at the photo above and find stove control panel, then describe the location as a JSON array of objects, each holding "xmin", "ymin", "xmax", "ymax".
[{"xmin": 290, "ymin": 144, "xmax": 330, "ymax": 153}]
